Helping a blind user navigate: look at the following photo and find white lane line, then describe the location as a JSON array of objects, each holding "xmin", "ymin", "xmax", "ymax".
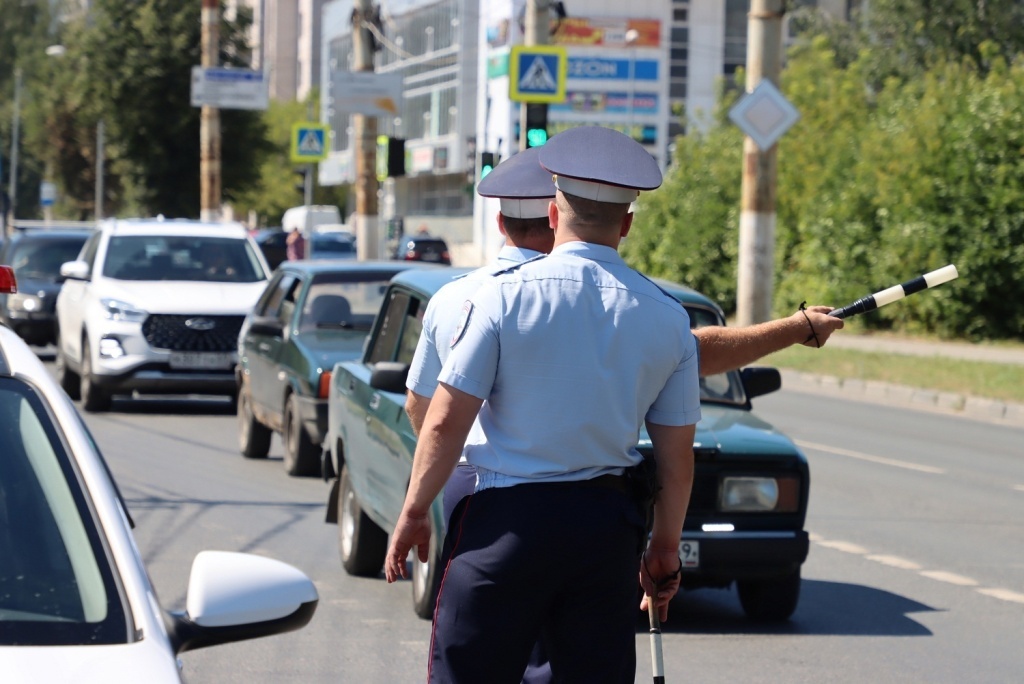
[
  {"xmin": 920, "ymin": 570, "xmax": 978, "ymax": 586},
  {"xmin": 816, "ymin": 539, "xmax": 868, "ymax": 554},
  {"xmin": 976, "ymin": 588, "xmax": 1024, "ymax": 604},
  {"xmin": 797, "ymin": 440, "xmax": 946, "ymax": 474},
  {"xmin": 1014, "ymin": 485, "xmax": 1024, "ymax": 493},
  {"xmin": 866, "ymin": 554, "xmax": 922, "ymax": 570}
]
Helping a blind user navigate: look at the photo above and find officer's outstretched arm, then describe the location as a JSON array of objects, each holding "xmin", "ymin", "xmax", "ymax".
[{"xmin": 694, "ymin": 306, "xmax": 844, "ymax": 377}]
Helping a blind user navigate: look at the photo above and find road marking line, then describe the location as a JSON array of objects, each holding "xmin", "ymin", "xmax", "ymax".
[
  {"xmin": 797, "ymin": 440, "xmax": 946, "ymax": 474},
  {"xmin": 976, "ymin": 588, "xmax": 1024, "ymax": 604},
  {"xmin": 920, "ymin": 570, "xmax": 978, "ymax": 586},
  {"xmin": 816, "ymin": 539, "xmax": 868, "ymax": 554},
  {"xmin": 1014, "ymin": 485, "xmax": 1024, "ymax": 493},
  {"xmin": 866, "ymin": 554, "xmax": 922, "ymax": 570}
]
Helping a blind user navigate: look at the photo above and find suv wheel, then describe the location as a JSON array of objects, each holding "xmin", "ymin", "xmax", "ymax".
[
  {"xmin": 737, "ymin": 569, "xmax": 801, "ymax": 622},
  {"xmin": 238, "ymin": 386, "xmax": 271, "ymax": 459},
  {"xmin": 79, "ymin": 338, "xmax": 112, "ymax": 412},
  {"xmin": 54, "ymin": 329, "xmax": 81, "ymax": 400},
  {"xmin": 411, "ymin": 514, "xmax": 443, "ymax": 620},
  {"xmin": 283, "ymin": 393, "xmax": 320, "ymax": 476},
  {"xmin": 338, "ymin": 465, "xmax": 387, "ymax": 577}
]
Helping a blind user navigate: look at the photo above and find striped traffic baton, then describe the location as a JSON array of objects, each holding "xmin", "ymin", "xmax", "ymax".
[
  {"xmin": 828, "ymin": 264, "xmax": 958, "ymax": 319},
  {"xmin": 647, "ymin": 599, "xmax": 665, "ymax": 684}
]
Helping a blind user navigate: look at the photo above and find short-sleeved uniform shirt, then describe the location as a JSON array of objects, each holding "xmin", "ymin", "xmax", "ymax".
[
  {"xmin": 406, "ymin": 245, "xmax": 544, "ymax": 399},
  {"xmin": 439, "ymin": 241, "xmax": 701, "ymax": 491}
]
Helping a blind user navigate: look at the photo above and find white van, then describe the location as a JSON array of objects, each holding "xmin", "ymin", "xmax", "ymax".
[{"xmin": 282, "ymin": 205, "xmax": 342, "ymax": 234}]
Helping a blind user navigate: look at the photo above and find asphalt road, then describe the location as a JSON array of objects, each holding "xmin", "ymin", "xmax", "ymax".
[{"xmin": 69, "ymin": 382, "xmax": 1023, "ymax": 683}]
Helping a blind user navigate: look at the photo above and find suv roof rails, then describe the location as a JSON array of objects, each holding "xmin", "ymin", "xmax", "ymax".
[{"xmin": 11, "ymin": 220, "xmax": 99, "ymax": 231}]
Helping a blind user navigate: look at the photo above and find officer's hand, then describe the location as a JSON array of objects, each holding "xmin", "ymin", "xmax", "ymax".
[
  {"xmin": 384, "ymin": 509, "xmax": 432, "ymax": 583},
  {"xmin": 797, "ymin": 306, "xmax": 845, "ymax": 348},
  {"xmin": 639, "ymin": 546, "xmax": 683, "ymax": 622}
]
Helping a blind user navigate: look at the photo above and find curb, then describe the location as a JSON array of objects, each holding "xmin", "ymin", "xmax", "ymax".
[{"xmin": 778, "ymin": 370, "xmax": 1024, "ymax": 428}]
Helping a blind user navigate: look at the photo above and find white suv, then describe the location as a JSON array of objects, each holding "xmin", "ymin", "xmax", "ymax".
[{"xmin": 55, "ymin": 217, "xmax": 270, "ymax": 411}]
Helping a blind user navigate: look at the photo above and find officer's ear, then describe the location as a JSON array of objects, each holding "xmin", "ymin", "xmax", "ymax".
[
  {"xmin": 548, "ymin": 199, "xmax": 560, "ymax": 231},
  {"xmin": 496, "ymin": 212, "xmax": 507, "ymax": 237},
  {"xmin": 620, "ymin": 211, "xmax": 634, "ymax": 239}
]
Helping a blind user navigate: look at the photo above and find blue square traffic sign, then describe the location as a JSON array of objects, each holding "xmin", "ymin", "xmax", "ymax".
[{"xmin": 509, "ymin": 45, "xmax": 567, "ymax": 103}]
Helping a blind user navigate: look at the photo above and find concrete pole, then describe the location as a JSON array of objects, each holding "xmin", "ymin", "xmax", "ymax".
[
  {"xmin": 519, "ymin": 0, "xmax": 548, "ymax": 151},
  {"xmin": 352, "ymin": 0, "xmax": 380, "ymax": 259},
  {"xmin": 95, "ymin": 120, "xmax": 105, "ymax": 220},
  {"xmin": 200, "ymin": 0, "xmax": 221, "ymax": 222},
  {"xmin": 736, "ymin": 0, "xmax": 785, "ymax": 326}
]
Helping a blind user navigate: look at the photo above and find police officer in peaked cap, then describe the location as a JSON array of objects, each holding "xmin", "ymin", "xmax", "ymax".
[
  {"xmin": 404, "ymin": 146, "xmax": 556, "ymax": 683},
  {"xmin": 385, "ymin": 126, "xmax": 701, "ymax": 682}
]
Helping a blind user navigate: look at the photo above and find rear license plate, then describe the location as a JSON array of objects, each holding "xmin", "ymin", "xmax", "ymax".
[
  {"xmin": 679, "ymin": 540, "xmax": 700, "ymax": 569},
  {"xmin": 169, "ymin": 352, "xmax": 234, "ymax": 370}
]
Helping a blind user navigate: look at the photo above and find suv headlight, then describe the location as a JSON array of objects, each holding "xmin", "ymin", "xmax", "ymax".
[
  {"xmin": 99, "ymin": 298, "xmax": 149, "ymax": 323},
  {"xmin": 7, "ymin": 293, "xmax": 43, "ymax": 312},
  {"xmin": 720, "ymin": 476, "xmax": 800, "ymax": 512}
]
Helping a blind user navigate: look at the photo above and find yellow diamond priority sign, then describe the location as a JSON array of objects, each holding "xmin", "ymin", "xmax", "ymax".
[{"xmin": 290, "ymin": 123, "xmax": 330, "ymax": 163}]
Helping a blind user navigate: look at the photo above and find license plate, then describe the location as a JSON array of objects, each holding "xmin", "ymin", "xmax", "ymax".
[
  {"xmin": 169, "ymin": 352, "xmax": 234, "ymax": 370},
  {"xmin": 679, "ymin": 540, "xmax": 700, "ymax": 569}
]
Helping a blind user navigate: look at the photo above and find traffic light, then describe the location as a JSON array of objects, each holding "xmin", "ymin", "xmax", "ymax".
[
  {"xmin": 294, "ymin": 168, "xmax": 308, "ymax": 195},
  {"xmin": 376, "ymin": 136, "xmax": 407, "ymax": 180},
  {"xmin": 525, "ymin": 103, "xmax": 549, "ymax": 148},
  {"xmin": 480, "ymin": 152, "xmax": 499, "ymax": 178}
]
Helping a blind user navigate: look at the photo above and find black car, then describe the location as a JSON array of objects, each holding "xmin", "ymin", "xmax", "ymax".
[
  {"xmin": 395, "ymin": 235, "xmax": 451, "ymax": 265},
  {"xmin": 0, "ymin": 226, "xmax": 93, "ymax": 346},
  {"xmin": 256, "ymin": 229, "xmax": 358, "ymax": 270}
]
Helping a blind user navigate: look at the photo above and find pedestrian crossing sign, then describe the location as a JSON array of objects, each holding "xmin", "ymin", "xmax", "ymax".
[
  {"xmin": 509, "ymin": 45, "xmax": 567, "ymax": 103},
  {"xmin": 290, "ymin": 122, "xmax": 330, "ymax": 163}
]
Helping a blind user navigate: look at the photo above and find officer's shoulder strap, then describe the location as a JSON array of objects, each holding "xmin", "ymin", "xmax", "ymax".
[
  {"xmin": 635, "ymin": 270, "xmax": 686, "ymax": 308},
  {"xmin": 491, "ymin": 253, "xmax": 547, "ymax": 277}
]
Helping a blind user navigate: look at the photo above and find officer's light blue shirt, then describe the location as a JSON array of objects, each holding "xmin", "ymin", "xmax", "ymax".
[
  {"xmin": 439, "ymin": 241, "xmax": 701, "ymax": 490},
  {"xmin": 406, "ymin": 245, "xmax": 544, "ymax": 399}
]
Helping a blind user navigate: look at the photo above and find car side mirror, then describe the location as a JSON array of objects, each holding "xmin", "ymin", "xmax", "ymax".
[
  {"xmin": 248, "ymin": 315, "xmax": 284, "ymax": 338},
  {"xmin": 370, "ymin": 361, "xmax": 410, "ymax": 393},
  {"xmin": 740, "ymin": 366, "xmax": 782, "ymax": 400},
  {"xmin": 60, "ymin": 260, "xmax": 90, "ymax": 281}
]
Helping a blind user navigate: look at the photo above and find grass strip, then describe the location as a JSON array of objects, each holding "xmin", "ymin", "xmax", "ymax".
[{"xmin": 764, "ymin": 346, "xmax": 1024, "ymax": 405}]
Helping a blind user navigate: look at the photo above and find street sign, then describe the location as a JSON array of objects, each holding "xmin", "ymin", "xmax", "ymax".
[
  {"xmin": 40, "ymin": 181, "xmax": 56, "ymax": 207},
  {"xmin": 291, "ymin": 123, "xmax": 330, "ymax": 163},
  {"xmin": 330, "ymin": 71, "xmax": 403, "ymax": 117},
  {"xmin": 509, "ymin": 45, "xmax": 568, "ymax": 103},
  {"xmin": 728, "ymin": 80, "xmax": 800, "ymax": 151},
  {"xmin": 190, "ymin": 66, "xmax": 269, "ymax": 111}
]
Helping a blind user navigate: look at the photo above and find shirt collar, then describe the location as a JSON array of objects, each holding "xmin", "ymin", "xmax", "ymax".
[
  {"xmin": 550, "ymin": 241, "xmax": 625, "ymax": 267},
  {"xmin": 497, "ymin": 245, "xmax": 545, "ymax": 264}
]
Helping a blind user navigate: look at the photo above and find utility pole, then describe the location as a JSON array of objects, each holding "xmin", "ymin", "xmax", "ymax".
[
  {"xmin": 736, "ymin": 0, "xmax": 785, "ymax": 326},
  {"xmin": 7, "ymin": 67, "xmax": 22, "ymax": 229},
  {"xmin": 352, "ymin": 0, "xmax": 380, "ymax": 259},
  {"xmin": 519, "ymin": 0, "xmax": 548, "ymax": 151},
  {"xmin": 200, "ymin": 0, "xmax": 221, "ymax": 222},
  {"xmin": 95, "ymin": 120, "xmax": 105, "ymax": 220}
]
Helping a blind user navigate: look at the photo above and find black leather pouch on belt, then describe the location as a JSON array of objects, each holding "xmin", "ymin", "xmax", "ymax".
[{"xmin": 622, "ymin": 454, "xmax": 659, "ymax": 536}]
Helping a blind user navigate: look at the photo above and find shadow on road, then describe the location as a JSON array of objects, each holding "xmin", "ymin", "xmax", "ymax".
[
  {"xmin": 639, "ymin": 579, "xmax": 936, "ymax": 637},
  {"xmin": 101, "ymin": 395, "xmax": 237, "ymax": 416}
]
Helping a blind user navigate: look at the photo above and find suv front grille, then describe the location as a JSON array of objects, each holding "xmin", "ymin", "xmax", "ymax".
[{"xmin": 142, "ymin": 314, "xmax": 245, "ymax": 352}]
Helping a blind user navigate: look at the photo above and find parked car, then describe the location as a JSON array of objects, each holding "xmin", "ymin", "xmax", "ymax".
[
  {"xmin": 54, "ymin": 217, "xmax": 270, "ymax": 412},
  {"xmin": 323, "ymin": 268, "xmax": 809, "ymax": 621},
  {"xmin": 255, "ymin": 229, "xmax": 356, "ymax": 270},
  {"xmin": 394, "ymin": 235, "xmax": 451, "ymax": 265},
  {"xmin": 0, "ymin": 225, "xmax": 93, "ymax": 346},
  {"xmin": 236, "ymin": 260, "xmax": 439, "ymax": 477},
  {"xmin": 0, "ymin": 265, "xmax": 318, "ymax": 680}
]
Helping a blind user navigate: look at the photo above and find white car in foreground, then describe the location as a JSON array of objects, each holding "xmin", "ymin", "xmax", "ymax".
[
  {"xmin": 0, "ymin": 265, "xmax": 318, "ymax": 681},
  {"xmin": 55, "ymin": 217, "xmax": 270, "ymax": 411}
]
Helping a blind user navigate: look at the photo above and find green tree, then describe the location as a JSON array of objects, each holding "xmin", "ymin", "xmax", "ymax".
[{"xmin": 37, "ymin": 0, "xmax": 269, "ymax": 218}]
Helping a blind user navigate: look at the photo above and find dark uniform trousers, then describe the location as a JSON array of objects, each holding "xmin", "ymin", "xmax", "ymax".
[{"xmin": 429, "ymin": 477, "xmax": 647, "ymax": 683}]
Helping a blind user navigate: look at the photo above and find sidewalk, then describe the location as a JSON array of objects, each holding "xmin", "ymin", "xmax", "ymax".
[{"xmin": 777, "ymin": 333, "xmax": 1024, "ymax": 428}]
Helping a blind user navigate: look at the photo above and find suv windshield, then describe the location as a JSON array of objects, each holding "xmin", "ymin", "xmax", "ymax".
[
  {"xmin": 103, "ymin": 235, "xmax": 265, "ymax": 283},
  {"xmin": 684, "ymin": 305, "xmax": 746, "ymax": 405},
  {"xmin": 0, "ymin": 378, "xmax": 128, "ymax": 645},
  {"xmin": 9, "ymin": 237, "xmax": 88, "ymax": 280}
]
